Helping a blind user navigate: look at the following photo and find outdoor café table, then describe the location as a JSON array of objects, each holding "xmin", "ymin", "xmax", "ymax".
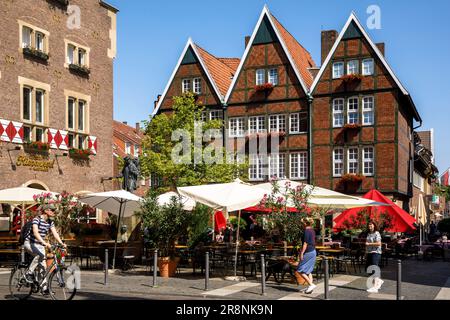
[
  {"xmin": 318, "ymin": 248, "xmax": 345, "ymax": 257},
  {"xmin": 315, "ymin": 246, "xmax": 331, "ymax": 251},
  {"xmin": 175, "ymin": 245, "xmax": 189, "ymax": 249}
]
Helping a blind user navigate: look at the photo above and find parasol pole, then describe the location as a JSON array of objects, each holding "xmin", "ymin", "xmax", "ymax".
[
  {"xmin": 112, "ymin": 199, "xmax": 124, "ymax": 270},
  {"xmin": 233, "ymin": 210, "xmax": 241, "ymax": 278}
]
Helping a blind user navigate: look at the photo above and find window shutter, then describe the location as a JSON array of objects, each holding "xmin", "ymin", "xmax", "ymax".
[{"xmin": 89, "ymin": 136, "xmax": 97, "ymax": 154}]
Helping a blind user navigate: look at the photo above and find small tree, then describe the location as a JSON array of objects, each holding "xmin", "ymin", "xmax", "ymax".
[{"xmin": 136, "ymin": 191, "xmax": 190, "ymax": 257}]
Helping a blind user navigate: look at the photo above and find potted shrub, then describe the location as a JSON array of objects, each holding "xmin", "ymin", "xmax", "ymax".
[
  {"xmin": 137, "ymin": 192, "xmax": 190, "ymax": 277},
  {"xmin": 69, "ymin": 147, "xmax": 92, "ymax": 159},
  {"xmin": 23, "ymin": 141, "xmax": 50, "ymax": 154},
  {"xmin": 254, "ymin": 83, "xmax": 274, "ymax": 93}
]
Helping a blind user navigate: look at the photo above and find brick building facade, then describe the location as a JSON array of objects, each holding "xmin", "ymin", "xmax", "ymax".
[
  {"xmin": 0, "ymin": 1, "xmax": 117, "ymax": 204},
  {"xmin": 152, "ymin": 6, "xmax": 424, "ymax": 211}
]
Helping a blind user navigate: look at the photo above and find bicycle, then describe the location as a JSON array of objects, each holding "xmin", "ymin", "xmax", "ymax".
[{"xmin": 9, "ymin": 244, "xmax": 78, "ymax": 300}]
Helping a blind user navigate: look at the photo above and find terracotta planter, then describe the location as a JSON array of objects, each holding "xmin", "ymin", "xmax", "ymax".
[{"xmin": 157, "ymin": 257, "xmax": 180, "ymax": 278}]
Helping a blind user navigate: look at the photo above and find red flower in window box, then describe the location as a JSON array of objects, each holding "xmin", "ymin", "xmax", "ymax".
[
  {"xmin": 340, "ymin": 74, "xmax": 363, "ymax": 83},
  {"xmin": 254, "ymin": 83, "xmax": 274, "ymax": 92},
  {"xmin": 340, "ymin": 174, "xmax": 365, "ymax": 183},
  {"xmin": 69, "ymin": 148, "xmax": 92, "ymax": 159},
  {"xmin": 24, "ymin": 141, "xmax": 50, "ymax": 152}
]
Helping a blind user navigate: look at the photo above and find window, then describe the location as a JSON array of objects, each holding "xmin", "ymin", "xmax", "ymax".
[
  {"xmin": 348, "ymin": 148, "xmax": 359, "ymax": 174},
  {"xmin": 347, "ymin": 97, "xmax": 359, "ymax": 124},
  {"xmin": 23, "ymin": 87, "xmax": 32, "ymax": 121},
  {"xmin": 65, "ymin": 41, "xmax": 89, "ymax": 68},
  {"xmin": 333, "ymin": 148, "xmax": 344, "ymax": 177},
  {"xmin": 67, "ymin": 133, "xmax": 75, "ymax": 148},
  {"xmin": 35, "ymin": 90, "xmax": 44, "ymax": 124},
  {"xmin": 229, "ymin": 117, "xmax": 245, "ymax": 137},
  {"xmin": 256, "ymin": 69, "xmax": 265, "ymax": 85},
  {"xmin": 22, "ymin": 27, "xmax": 32, "ymax": 48},
  {"xmin": 249, "ymin": 116, "xmax": 266, "ymax": 134},
  {"xmin": 210, "ymin": 110, "xmax": 222, "ymax": 121},
  {"xmin": 269, "ymin": 154, "xmax": 285, "ymax": 179},
  {"xmin": 20, "ymin": 24, "xmax": 48, "ymax": 53},
  {"xmin": 77, "ymin": 135, "xmax": 86, "ymax": 149},
  {"xmin": 362, "ymin": 59, "xmax": 374, "ymax": 76},
  {"xmin": 68, "ymin": 98, "xmax": 75, "ymax": 129},
  {"xmin": 23, "ymin": 126, "xmax": 31, "ymax": 143},
  {"xmin": 290, "ymin": 152, "xmax": 308, "ymax": 180},
  {"xmin": 249, "ymin": 154, "xmax": 264, "ymax": 181},
  {"xmin": 268, "ymin": 68, "xmax": 279, "ymax": 85},
  {"xmin": 332, "ymin": 62, "xmax": 344, "ymax": 79},
  {"xmin": 363, "ymin": 147, "xmax": 375, "ymax": 176},
  {"xmin": 78, "ymin": 100, "xmax": 85, "ymax": 131},
  {"xmin": 125, "ymin": 142, "xmax": 131, "ymax": 155},
  {"xmin": 269, "ymin": 114, "xmax": 286, "ymax": 133},
  {"xmin": 182, "ymin": 79, "xmax": 191, "ymax": 93},
  {"xmin": 35, "ymin": 32, "xmax": 44, "ymax": 51},
  {"xmin": 20, "ymin": 79, "xmax": 49, "ymax": 143},
  {"xmin": 347, "ymin": 60, "xmax": 359, "ymax": 75},
  {"xmin": 289, "ymin": 113, "xmax": 308, "ymax": 134},
  {"xmin": 134, "ymin": 145, "xmax": 140, "ymax": 157},
  {"xmin": 200, "ymin": 112, "xmax": 207, "ymax": 122},
  {"xmin": 332, "ymin": 99, "xmax": 344, "ymax": 128},
  {"xmin": 362, "ymin": 96, "xmax": 374, "ymax": 125},
  {"xmin": 193, "ymin": 78, "xmax": 202, "ymax": 94}
]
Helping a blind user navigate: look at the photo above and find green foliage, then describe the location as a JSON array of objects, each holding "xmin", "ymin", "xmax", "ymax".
[
  {"xmin": 136, "ymin": 191, "xmax": 191, "ymax": 257},
  {"xmin": 187, "ymin": 204, "xmax": 213, "ymax": 248},
  {"xmin": 437, "ymin": 218, "xmax": 450, "ymax": 234},
  {"xmin": 435, "ymin": 184, "xmax": 450, "ymax": 202},
  {"xmin": 141, "ymin": 92, "xmax": 248, "ymax": 189},
  {"xmin": 229, "ymin": 216, "xmax": 247, "ymax": 231}
]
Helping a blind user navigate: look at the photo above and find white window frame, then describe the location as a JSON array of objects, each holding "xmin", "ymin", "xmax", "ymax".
[
  {"xmin": 348, "ymin": 148, "xmax": 359, "ymax": 174},
  {"xmin": 269, "ymin": 154, "xmax": 286, "ymax": 179},
  {"xmin": 193, "ymin": 78, "xmax": 202, "ymax": 94},
  {"xmin": 362, "ymin": 58, "xmax": 375, "ymax": 76},
  {"xmin": 363, "ymin": 147, "xmax": 375, "ymax": 176},
  {"xmin": 134, "ymin": 145, "xmax": 140, "ymax": 157},
  {"xmin": 332, "ymin": 98, "xmax": 345, "ymax": 128},
  {"xmin": 332, "ymin": 62, "xmax": 344, "ymax": 79},
  {"xmin": 22, "ymin": 26, "xmax": 32, "ymax": 48},
  {"xmin": 347, "ymin": 97, "xmax": 359, "ymax": 124},
  {"xmin": 347, "ymin": 60, "xmax": 359, "ymax": 75},
  {"xmin": 210, "ymin": 110, "xmax": 222, "ymax": 121},
  {"xmin": 249, "ymin": 116, "xmax": 266, "ymax": 134},
  {"xmin": 290, "ymin": 152, "xmax": 308, "ymax": 180},
  {"xmin": 64, "ymin": 40, "xmax": 90, "ymax": 68},
  {"xmin": 35, "ymin": 32, "xmax": 45, "ymax": 51},
  {"xmin": 362, "ymin": 96, "xmax": 375, "ymax": 125},
  {"xmin": 256, "ymin": 69, "xmax": 265, "ymax": 85},
  {"xmin": 269, "ymin": 114, "xmax": 286, "ymax": 133},
  {"xmin": 289, "ymin": 113, "xmax": 308, "ymax": 134},
  {"xmin": 125, "ymin": 142, "xmax": 131, "ymax": 155},
  {"xmin": 249, "ymin": 154, "xmax": 264, "ymax": 181},
  {"xmin": 268, "ymin": 68, "xmax": 279, "ymax": 85},
  {"xmin": 229, "ymin": 117, "xmax": 245, "ymax": 137},
  {"xmin": 182, "ymin": 79, "xmax": 191, "ymax": 93},
  {"xmin": 333, "ymin": 148, "xmax": 344, "ymax": 177}
]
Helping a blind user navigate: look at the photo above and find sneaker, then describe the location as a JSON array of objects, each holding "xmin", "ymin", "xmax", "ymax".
[
  {"xmin": 305, "ymin": 284, "xmax": 317, "ymax": 294},
  {"xmin": 375, "ymin": 280, "xmax": 384, "ymax": 290},
  {"xmin": 24, "ymin": 273, "xmax": 34, "ymax": 284},
  {"xmin": 367, "ymin": 287, "xmax": 379, "ymax": 293}
]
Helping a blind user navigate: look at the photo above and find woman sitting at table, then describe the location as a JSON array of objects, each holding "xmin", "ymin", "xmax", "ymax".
[{"xmin": 295, "ymin": 218, "xmax": 317, "ymax": 294}]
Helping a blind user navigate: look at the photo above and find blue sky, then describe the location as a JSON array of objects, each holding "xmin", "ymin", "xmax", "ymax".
[{"xmin": 107, "ymin": 0, "xmax": 450, "ymax": 174}]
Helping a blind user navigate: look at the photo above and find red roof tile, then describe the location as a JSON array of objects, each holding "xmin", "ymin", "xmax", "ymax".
[
  {"xmin": 113, "ymin": 120, "xmax": 144, "ymax": 145},
  {"xmin": 270, "ymin": 14, "xmax": 317, "ymax": 89},
  {"xmin": 194, "ymin": 44, "xmax": 240, "ymax": 98}
]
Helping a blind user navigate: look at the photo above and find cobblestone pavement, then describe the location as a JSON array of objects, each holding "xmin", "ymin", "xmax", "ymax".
[{"xmin": 1, "ymin": 258, "xmax": 449, "ymax": 300}]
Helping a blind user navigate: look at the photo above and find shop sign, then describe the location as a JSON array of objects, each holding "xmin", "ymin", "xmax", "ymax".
[{"xmin": 16, "ymin": 154, "xmax": 55, "ymax": 172}]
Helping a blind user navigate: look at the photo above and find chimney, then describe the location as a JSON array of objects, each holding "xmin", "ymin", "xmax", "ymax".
[
  {"xmin": 154, "ymin": 94, "xmax": 161, "ymax": 110},
  {"xmin": 376, "ymin": 42, "xmax": 385, "ymax": 56},
  {"xmin": 122, "ymin": 121, "xmax": 128, "ymax": 125},
  {"xmin": 245, "ymin": 36, "xmax": 251, "ymax": 48},
  {"xmin": 136, "ymin": 122, "xmax": 140, "ymax": 132},
  {"xmin": 321, "ymin": 30, "xmax": 338, "ymax": 65}
]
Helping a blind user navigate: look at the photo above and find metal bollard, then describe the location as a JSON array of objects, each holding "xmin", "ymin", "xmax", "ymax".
[
  {"xmin": 397, "ymin": 259, "xmax": 402, "ymax": 300},
  {"xmin": 21, "ymin": 246, "xmax": 25, "ymax": 264},
  {"xmin": 261, "ymin": 254, "xmax": 266, "ymax": 296},
  {"xmin": 324, "ymin": 257, "xmax": 329, "ymax": 300},
  {"xmin": 152, "ymin": 249, "xmax": 158, "ymax": 287},
  {"xmin": 104, "ymin": 249, "xmax": 108, "ymax": 285},
  {"xmin": 205, "ymin": 252, "xmax": 209, "ymax": 291}
]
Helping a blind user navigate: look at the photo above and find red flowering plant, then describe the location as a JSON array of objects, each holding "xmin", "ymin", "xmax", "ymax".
[
  {"xmin": 341, "ymin": 207, "xmax": 393, "ymax": 234},
  {"xmin": 258, "ymin": 178, "xmax": 317, "ymax": 243},
  {"xmin": 24, "ymin": 141, "xmax": 50, "ymax": 151},
  {"xmin": 69, "ymin": 148, "xmax": 92, "ymax": 159},
  {"xmin": 343, "ymin": 123, "xmax": 362, "ymax": 130},
  {"xmin": 340, "ymin": 74, "xmax": 363, "ymax": 83},
  {"xmin": 340, "ymin": 174, "xmax": 365, "ymax": 183},
  {"xmin": 254, "ymin": 83, "xmax": 274, "ymax": 92}
]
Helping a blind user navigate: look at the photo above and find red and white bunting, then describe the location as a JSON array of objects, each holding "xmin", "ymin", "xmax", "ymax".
[
  {"xmin": 88, "ymin": 136, "xmax": 97, "ymax": 155},
  {"xmin": 0, "ymin": 119, "xmax": 23, "ymax": 144}
]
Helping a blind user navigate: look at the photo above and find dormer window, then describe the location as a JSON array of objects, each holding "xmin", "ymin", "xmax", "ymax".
[
  {"xmin": 362, "ymin": 59, "xmax": 375, "ymax": 76},
  {"xmin": 268, "ymin": 68, "xmax": 279, "ymax": 85},
  {"xmin": 256, "ymin": 69, "xmax": 265, "ymax": 85},
  {"xmin": 332, "ymin": 62, "xmax": 344, "ymax": 79},
  {"xmin": 347, "ymin": 60, "xmax": 359, "ymax": 75},
  {"xmin": 193, "ymin": 78, "xmax": 202, "ymax": 94},
  {"xmin": 182, "ymin": 79, "xmax": 191, "ymax": 93}
]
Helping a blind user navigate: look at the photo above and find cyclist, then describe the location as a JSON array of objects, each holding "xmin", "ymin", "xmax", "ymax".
[{"xmin": 23, "ymin": 203, "xmax": 67, "ymax": 293}]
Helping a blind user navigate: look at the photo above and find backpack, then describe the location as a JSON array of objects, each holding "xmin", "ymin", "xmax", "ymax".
[{"xmin": 19, "ymin": 221, "xmax": 34, "ymax": 245}]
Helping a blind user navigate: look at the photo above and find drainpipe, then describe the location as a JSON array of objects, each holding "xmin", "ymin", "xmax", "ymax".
[
  {"xmin": 307, "ymin": 94, "xmax": 314, "ymax": 185},
  {"xmin": 222, "ymin": 103, "xmax": 227, "ymax": 150}
]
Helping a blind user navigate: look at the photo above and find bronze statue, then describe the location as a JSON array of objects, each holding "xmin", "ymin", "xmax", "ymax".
[{"xmin": 122, "ymin": 156, "xmax": 140, "ymax": 192}]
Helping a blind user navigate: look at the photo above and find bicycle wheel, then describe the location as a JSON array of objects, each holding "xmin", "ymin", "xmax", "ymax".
[
  {"xmin": 48, "ymin": 267, "xmax": 77, "ymax": 300},
  {"xmin": 9, "ymin": 266, "xmax": 32, "ymax": 300}
]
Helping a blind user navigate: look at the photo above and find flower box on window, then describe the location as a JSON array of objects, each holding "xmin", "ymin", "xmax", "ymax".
[
  {"xmin": 69, "ymin": 64, "xmax": 90, "ymax": 76},
  {"xmin": 340, "ymin": 74, "xmax": 363, "ymax": 83},
  {"xmin": 23, "ymin": 47, "xmax": 49, "ymax": 62},
  {"xmin": 340, "ymin": 174, "xmax": 365, "ymax": 184},
  {"xmin": 254, "ymin": 83, "xmax": 274, "ymax": 92},
  {"xmin": 69, "ymin": 148, "xmax": 92, "ymax": 159},
  {"xmin": 23, "ymin": 141, "xmax": 50, "ymax": 153},
  {"xmin": 343, "ymin": 123, "xmax": 362, "ymax": 131}
]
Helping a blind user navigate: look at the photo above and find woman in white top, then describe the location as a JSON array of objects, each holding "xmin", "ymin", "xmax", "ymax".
[{"xmin": 365, "ymin": 221, "xmax": 383, "ymax": 293}]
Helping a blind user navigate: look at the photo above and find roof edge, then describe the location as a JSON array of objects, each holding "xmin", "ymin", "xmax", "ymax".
[{"xmin": 99, "ymin": 0, "xmax": 119, "ymax": 13}]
